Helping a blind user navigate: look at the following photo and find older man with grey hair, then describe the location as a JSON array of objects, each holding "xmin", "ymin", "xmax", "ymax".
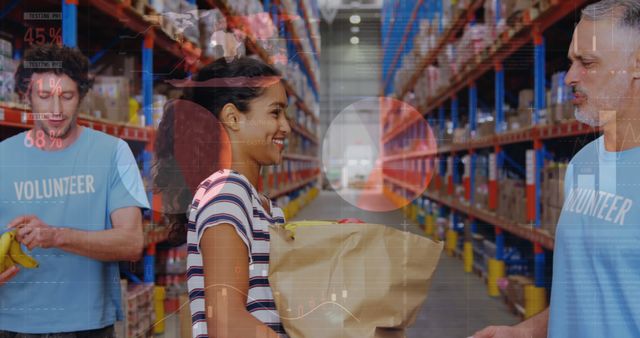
[{"xmin": 473, "ymin": 1, "xmax": 640, "ymax": 337}]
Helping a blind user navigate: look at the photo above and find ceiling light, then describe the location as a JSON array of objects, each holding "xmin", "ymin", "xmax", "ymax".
[
  {"xmin": 350, "ymin": 36, "xmax": 360, "ymax": 45},
  {"xmin": 350, "ymin": 14, "xmax": 361, "ymax": 25}
]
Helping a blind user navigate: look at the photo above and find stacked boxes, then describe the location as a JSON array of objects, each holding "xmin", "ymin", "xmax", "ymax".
[
  {"xmin": 125, "ymin": 284, "xmax": 156, "ymax": 338},
  {"xmin": 541, "ymin": 161, "xmax": 567, "ymax": 236},
  {"xmin": 505, "ymin": 275, "xmax": 534, "ymax": 312},
  {"xmin": 115, "ymin": 280, "xmax": 128, "ymax": 338},
  {"xmin": 497, "ymin": 178, "xmax": 527, "ymax": 224},
  {"xmin": 473, "ymin": 155, "xmax": 489, "ymax": 210},
  {"xmin": 413, "ymin": 19, "xmax": 438, "ymax": 59},
  {"xmin": 82, "ymin": 76, "xmax": 131, "ymax": 123},
  {"xmin": 453, "ymin": 24, "xmax": 491, "ymax": 73},
  {"xmin": 199, "ymin": 9, "xmax": 228, "ymax": 59},
  {"xmin": 452, "ymin": 127, "xmax": 469, "ymax": 144},
  {"xmin": 179, "ymin": 0, "xmax": 199, "ymax": 44},
  {"xmin": 515, "ymin": 88, "xmax": 533, "ymax": 129},
  {"xmin": 438, "ymin": 44, "xmax": 456, "ymax": 93},
  {"xmin": 506, "ymin": 88, "xmax": 557, "ymax": 130},
  {"xmin": 484, "ymin": 0, "xmax": 508, "ymax": 39},
  {"xmin": 503, "ymin": 0, "xmax": 533, "ymax": 24},
  {"xmin": 0, "ymin": 38, "xmax": 16, "ymax": 103},
  {"xmin": 472, "ymin": 233, "xmax": 486, "ymax": 274},
  {"xmin": 477, "ymin": 120, "xmax": 496, "ymax": 137},
  {"xmin": 549, "ymin": 71, "xmax": 575, "ymax": 123},
  {"xmin": 414, "ymin": 65, "xmax": 441, "ymax": 108}
]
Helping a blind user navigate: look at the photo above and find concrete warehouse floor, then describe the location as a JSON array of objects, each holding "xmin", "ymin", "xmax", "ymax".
[{"xmin": 292, "ymin": 189, "xmax": 519, "ymax": 338}]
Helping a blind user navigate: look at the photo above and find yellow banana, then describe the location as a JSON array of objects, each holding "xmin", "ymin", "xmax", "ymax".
[
  {"xmin": 0, "ymin": 231, "xmax": 15, "ymax": 269},
  {"xmin": 1, "ymin": 255, "xmax": 16, "ymax": 272},
  {"xmin": 9, "ymin": 239, "xmax": 38, "ymax": 269},
  {"xmin": 283, "ymin": 220, "xmax": 335, "ymax": 237}
]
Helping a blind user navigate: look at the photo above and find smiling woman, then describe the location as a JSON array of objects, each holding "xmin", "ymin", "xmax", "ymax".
[{"xmin": 153, "ymin": 57, "xmax": 292, "ymax": 338}]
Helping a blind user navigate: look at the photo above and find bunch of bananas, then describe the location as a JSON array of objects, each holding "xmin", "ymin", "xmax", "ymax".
[
  {"xmin": 283, "ymin": 220, "xmax": 335, "ymax": 237},
  {"xmin": 0, "ymin": 230, "xmax": 39, "ymax": 272}
]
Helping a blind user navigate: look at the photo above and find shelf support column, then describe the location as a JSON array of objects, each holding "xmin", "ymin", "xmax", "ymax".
[
  {"xmin": 142, "ymin": 32, "xmax": 155, "ymax": 283},
  {"xmin": 464, "ymin": 149, "xmax": 476, "ymax": 274},
  {"xmin": 534, "ymin": 28, "xmax": 546, "ymax": 125},
  {"xmin": 451, "ymin": 95, "xmax": 458, "ymax": 130},
  {"xmin": 438, "ymin": 105, "xmax": 445, "ymax": 142},
  {"xmin": 495, "ymin": 63, "xmax": 505, "ymax": 133},
  {"xmin": 529, "ymin": 242, "xmax": 548, "ymax": 317},
  {"xmin": 438, "ymin": 105, "xmax": 446, "ymax": 194},
  {"xmin": 533, "ymin": 138, "xmax": 545, "ymax": 288},
  {"xmin": 62, "ymin": 0, "xmax": 78, "ymax": 48},
  {"xmin": 450, "ymin": 96, "xmax": 459, "ymax": 194},
  {"xmin": 489, "ymin": 145, "xmax": 500, "ymax": 210},
  {"xmin": 464, "ymin": 216, "xmax": 474, "ymax": 273},
  {"xmin": 488, "ymin": 226, "xmax": 506, "ymax": 296},
  {"xmin": 437, "ymin": 0, "xmax": 444, "ymax": 34},
  {"xmin": 469, "ymin": 83, "xmax": 477, "ymax": 136}
]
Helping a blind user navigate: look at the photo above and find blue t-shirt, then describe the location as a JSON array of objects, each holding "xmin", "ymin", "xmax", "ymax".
[
  {"xmin": 0, "ymin": 127, "xmax": 149, "ymax": 333},
  {"xmin": 549, "ymin": 136, "xmax": 640, "ymax": 338}
]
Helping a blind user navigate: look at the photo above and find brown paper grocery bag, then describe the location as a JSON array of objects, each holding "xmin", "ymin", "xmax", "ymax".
[{"xmin": 269, "ymin": 222, "xmax": 443, "ymax": 338}]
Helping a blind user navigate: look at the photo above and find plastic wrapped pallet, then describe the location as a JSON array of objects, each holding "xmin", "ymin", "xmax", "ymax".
[
  {"xmin": 506, "ymin": 275, "xmax": 533, "ymax": 310},
  {"xmin": 485, "ymin": 0, "xmax": 508, "ymax": 38},
  {"xmin": 504, "ymin": 0, "xmax": 533, "ymax": 20},
  {"xmin": 0, "ymin": 55, "xmax": 16, "ymax": 103}
]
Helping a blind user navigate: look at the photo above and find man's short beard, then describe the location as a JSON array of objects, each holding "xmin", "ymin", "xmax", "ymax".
[
  {"xmin": 574, "ymin": 107, "xmax": 614, "ymax": 128},
  {"xmin": 39, "ymin": 114, "xmax": 76, "ymax": 139}
]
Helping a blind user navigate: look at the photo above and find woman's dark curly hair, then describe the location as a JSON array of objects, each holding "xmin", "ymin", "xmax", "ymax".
[
  {"xmin": 153, "ymin": 57, "xmax": 282, "ymax": 245},
  {"xmin": 14, "ymin": 44, "xmax": 93, "ymax": 99}
]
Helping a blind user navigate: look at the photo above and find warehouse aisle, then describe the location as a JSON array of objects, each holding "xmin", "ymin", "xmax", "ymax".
[{"xmin": 292, "ymin": 189, "xmax": 519, "ymax": 338}]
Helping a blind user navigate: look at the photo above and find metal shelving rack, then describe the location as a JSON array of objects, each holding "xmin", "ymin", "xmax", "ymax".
[
  {"xmin": 380, "ymin": 0, "xmax": 593, "ymax": 302},
  {"xmin": 0, "ymin": 0, "xmax": 321, "ymax": 280}
]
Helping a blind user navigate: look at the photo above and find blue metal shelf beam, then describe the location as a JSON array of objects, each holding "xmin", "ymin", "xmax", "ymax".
[{"xmin": 62, "ymin": 0, "xmax": 77, "ymax": 48}]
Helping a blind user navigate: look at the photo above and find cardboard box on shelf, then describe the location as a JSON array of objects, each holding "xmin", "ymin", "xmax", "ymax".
[
  {"xmin": 92, "ymin": 76, "xmax": 131, "ymax": 123},
  {"xmin": 506, "ymin": 275, "xmax": 533, "ymax": 309},
  {"xmin": 551, "ymin": 72, "xmax": 572, "ymax": 105},
  {"xmin": 78, "ymin": 94, "xmax": 107, "ymax": 119},
  {"xmin": 504, "ymin": 0, "xmax": 533, "ymax": 23},
  {"xmin": 517, "ymin": 107, "xmax": 532, "ymax": 128},
  {"xmin": 484, "ymin": 0, "xmax": 508, "ymax": 38},
  {"xmin": 542, "ymin": 205, "xmax": 562, "ymax": 235},
  {"xmin": 507, "ymin": 114, "xmax": 522, "ymax": 131},
  {"xmin": 551, "ymin": 101, "xmax": 575, "ymax": 122},
  {"xmin": 0, "ymin": 38, "xmax": 12, "ymax": 58},
  {"xmin": 497, "ymin": 178, "xmax": 527, "ymax": 224},
  {"xmin": 477, "ymin": 121, "xmax": 496, "ymax": 137},
  {"xmin": 518, "ymin": 89, "xmax": 534, "ymax": 110},
  {"xmin": 474, "ymin": 182, "xmax": 489, "ymax": 210},
  {"xmin": 453, "ymin": 128, "xmax": 469, "ymax": 144}
]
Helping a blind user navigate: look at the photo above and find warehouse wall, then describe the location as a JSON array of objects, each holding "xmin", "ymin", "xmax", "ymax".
[{"xmin": 319, "ymin": 12, "xmax": 382, "ymax": 183}]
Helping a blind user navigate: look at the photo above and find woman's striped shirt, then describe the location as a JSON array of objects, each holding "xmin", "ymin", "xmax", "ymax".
[{"xmin": 186, "ymin": 169, "xmax": 287, "ymax": 337}]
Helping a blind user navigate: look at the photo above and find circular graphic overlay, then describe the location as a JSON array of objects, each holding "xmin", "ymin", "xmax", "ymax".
[{"xmin": 322, "ymin": 97, "xmax": 437, "ymax": 212}]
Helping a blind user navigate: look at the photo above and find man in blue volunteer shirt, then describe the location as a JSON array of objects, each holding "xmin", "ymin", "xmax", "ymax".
[
  {"xmin": 0, "ymin": 45, "xmax": 149, "ymax": 337},
  {"xmin": 473, "ymin": 1, "xmax": 640, "ymax": 337}
]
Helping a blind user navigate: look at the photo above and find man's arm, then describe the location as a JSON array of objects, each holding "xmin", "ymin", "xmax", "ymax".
[
  {"xmin": 55, "ymin": 206, "xmax": 144, "ymax": 261},
  {"xmin": 10, "ymin": 207, "xmax": 144, "ymax": 262},
  {"xmin": 472, "ymin": 308, "xmax": 549, "ymax": 338}
]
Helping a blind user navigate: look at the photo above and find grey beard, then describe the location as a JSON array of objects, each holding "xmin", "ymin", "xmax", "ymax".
[{"xmin": 574, "ymin": 107, "xmax": 607, "ymax": 127}]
